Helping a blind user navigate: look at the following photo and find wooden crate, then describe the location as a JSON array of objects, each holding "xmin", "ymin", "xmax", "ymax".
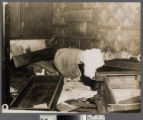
[{"xmin": 103, "ymin": 75, "xmax": 141, "ymax": 113}]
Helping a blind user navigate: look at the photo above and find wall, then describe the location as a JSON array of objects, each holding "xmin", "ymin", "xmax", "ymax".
[
  {"xmin": 52, "ymin": 2, "xmax": 141, "ymax": 58},
  {"xmin": 10, "ymin": 2, "xmax": 141, "ymax": 60}
]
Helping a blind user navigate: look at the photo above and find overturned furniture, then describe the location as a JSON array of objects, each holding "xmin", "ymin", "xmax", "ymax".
[
  {"xmin": 94, "ymin": 59, "xmax": 141, "ymax": 113},
  {"xmin": 9, "ymin": 57, "xmax": 141, "ymax": 113},
  {"xmin": 10, "ymin": 76, "xmax": 63, "ymax": 110}
]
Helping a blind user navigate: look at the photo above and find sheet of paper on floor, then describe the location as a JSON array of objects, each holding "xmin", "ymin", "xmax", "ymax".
[{"xmin": 57, "ymin": 81, "xmax": 97, "ymax": 104}]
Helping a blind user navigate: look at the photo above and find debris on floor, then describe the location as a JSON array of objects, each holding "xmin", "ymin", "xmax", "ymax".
[
  {"xmin": 56, "ymin": 81, "xmax": 97, "ymax": 112},
  {"xmin": 33, "ymin": 103, "xmax": 48, "ymax": 109},
  {"xmin": 27, "ymin": 60, "xmax": 59, "ymax": 76},
  {"xmin": 57, "ymin": 98, "xmax": 97, "ymax": 112},
  {"xmin": 57, "ymin": 81, "xmax": 97, "ymax": 104}
]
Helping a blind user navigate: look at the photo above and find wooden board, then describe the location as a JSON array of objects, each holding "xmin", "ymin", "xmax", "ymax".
[
  {"xmin": 93, "ymin": 95, "xmax": 107, "ymax": 113},
  {"xmin": 95, "ymin": 70, "xmax": 140, "ymax": 82},
  {"xmin": 10, "ymin": 76, "xmax": 63, "ymax": 110},
  {"xmin": 108, "ymin": 103, "xmax": 141, "ymax": 112},
  {"xmin": 104, "ymin": 79, "xmax": 118, "ymax": 104},
  {"xmin": 12, "ymin": 54, "xmax": 31, "ymax": 68},
  {"xmin": 105, "ymin": 59, "xmax": 141, "ymax": 71},
  {"xmin": 112, "ymin": 89, "xmax": 141, "ymax": 103},
  {"xmin": 96, "ymin": 71, "xmax": 140, "ymax": 76},
  {"xmin": 107, "ymin": 76, "xmax": 140, "ymax": 89},
  {"xmin": 12, "ymin": 47, "xmax": 57, "ymax": 68},
  {"xmin": 119, "ymin": 96, "xmax": 141, "ymax": 104}
]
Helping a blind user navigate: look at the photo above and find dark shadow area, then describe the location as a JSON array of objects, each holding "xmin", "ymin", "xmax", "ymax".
[{"xmin": 78, "ymin": 64, "xmax": 96, "ymax": 90}]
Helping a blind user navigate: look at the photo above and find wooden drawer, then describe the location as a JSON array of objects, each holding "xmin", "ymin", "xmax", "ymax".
[
  {"xmin": 103, "ymin": 75, "xmax": 141, "ymax": 113},
  {"xmin": 10, "ymin": 75, "xmax": 64, "ymax": 110}
]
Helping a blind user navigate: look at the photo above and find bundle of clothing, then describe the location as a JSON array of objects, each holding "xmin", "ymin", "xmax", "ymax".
[{"xmin": 54, "ymin": 48, "xmax": 105, "ymax": 81}]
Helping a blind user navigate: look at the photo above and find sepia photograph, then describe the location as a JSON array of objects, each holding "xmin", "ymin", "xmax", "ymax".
[{"xmin": 2, "ymin": 2, "xmax": 141, "ymax": 113}]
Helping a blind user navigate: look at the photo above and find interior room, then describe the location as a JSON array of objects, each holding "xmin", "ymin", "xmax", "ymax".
[{"xmin": 2, "ymin": 2, "xmax": 141, "ymax": 113}]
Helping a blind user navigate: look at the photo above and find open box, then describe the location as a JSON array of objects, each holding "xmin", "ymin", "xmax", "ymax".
[
  {"xmin": 10, "ymin": 75, "xmax": 64, "ymax": 111},
  {"xmin": 103, "ymin": 75, "xmax": 141, "ymax": 113}
]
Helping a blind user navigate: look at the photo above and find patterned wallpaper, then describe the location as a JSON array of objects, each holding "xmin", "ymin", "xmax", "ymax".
[{"xmin": 52, "ymin": 2, "xmax": 141, "ymax": 57}]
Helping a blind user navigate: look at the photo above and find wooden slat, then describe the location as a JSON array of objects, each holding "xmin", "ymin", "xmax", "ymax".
[
  {"xmin": 31, "ymin": 47, "xmax": 57, "ymax": 63},
  {"xmin": 12, "ymin": 54, "xmax": 31, "ymax": 68},
  {"xmin": 107, "ymin": 76, "xmax": 140, "ymax": 89},
  {"xmin": 56, "ymin": 102, "xmax": 79, "ymax": 112},
  {"xmin": 104, "ymin": 79, "xmax": 118, "ymax": 104},
  {"xmin": 96, "ymin": 71, "xmax": 140, "ymax": 76},
  {"xmin": 93, "ymin": 96, "xmax": 107, "ymax": 113},
  {"xmin": 66, "ymin": 100, "xmax": 96, "ymax": 108},
  {"xmin": 112, "ymin": 89, "xmax": 141, "ymax": 103},
  {"xmin": 105, "ymin": 60, "xmax": 141, "ymax": 71},
  {"xmin": 95, "ymin": 72, "xmax": 140, "ymax": 82},
  {"xmin": 73, "ymin": 108, "xmax": 97, "ymax": 113},
  {"xmin": 119, "ymin": 96, "xmax": 140, "ymax": 104},
  {"xmin": 108, "ymin": 103, "xmax": 141, "ymax": 112},
  {"xmin": 12, "ymin": 47, "xmax": 57, "ymax": 68}
]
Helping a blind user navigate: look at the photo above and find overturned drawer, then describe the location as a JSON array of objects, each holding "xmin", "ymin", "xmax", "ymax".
[
  {"xmin": 10, "ymin": 75, "xmax": 64, "ymax": 110},
  {"xmin": 103, "ymin": 75, "xmax": 141, "ymax": 113}
]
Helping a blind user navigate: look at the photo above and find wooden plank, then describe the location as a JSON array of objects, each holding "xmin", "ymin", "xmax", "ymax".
[
  {"xmin": 31, "ymin": 47, "xmax": 57, "ymax": 63},
  {"xmin": 93, "ymin": 96, "xmax": 107, "ymax": 113},
  {"xmin": 96, "ymin": 71, "xmax": 140, "ymax": 76},
  {"xmin": 137, "ymin": 75, "xmax": 141, "ymax": 82},
  {"xmin": 12, "ymin": 47, "xmax": 57, "ymax": 68},
  {"xmin": 12, "ymin": 54, "xmax": 31, "ymax": 68},
  {"xmin": 104, "ymin": 79, "xmax": 118, "ymax": 104},
  {"xmin": 105, "ymin": 60, "xmax": 141, "ymax": 71},
  {"xmin": 66, "ymin": 10, "xmax": 93, "ymax": 21},
  {"xmin": 112, "ymin": 89, "xmax": 141, "ymax": 103},
  {"xmin": 107, "ymin": 76, "xmax": 140, "ymax": 89},
  {"xmin": 108, "ymin": 103, "xmax": 141, "ymax": 112},
  {"xmin": 66, "ymin": 100, "xmax": 96, "ymax": 108},
  {"xmin": 56, "ymin": 102, "xmax": 79, "ymax": 112},
  {"xmin": 119, "ymin": 96, "xmax": 141, "ymax": 104},
  {"xmin": 73, "ymin": 108, "xmax": 97, "ymax": 113},
  {"xmin": 94, "ymin": 75, "xmax": 106, "ymax": 81},
  {"xmin": 95, "ymin": 73, "xmax": 140, "ymax": 82}
]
